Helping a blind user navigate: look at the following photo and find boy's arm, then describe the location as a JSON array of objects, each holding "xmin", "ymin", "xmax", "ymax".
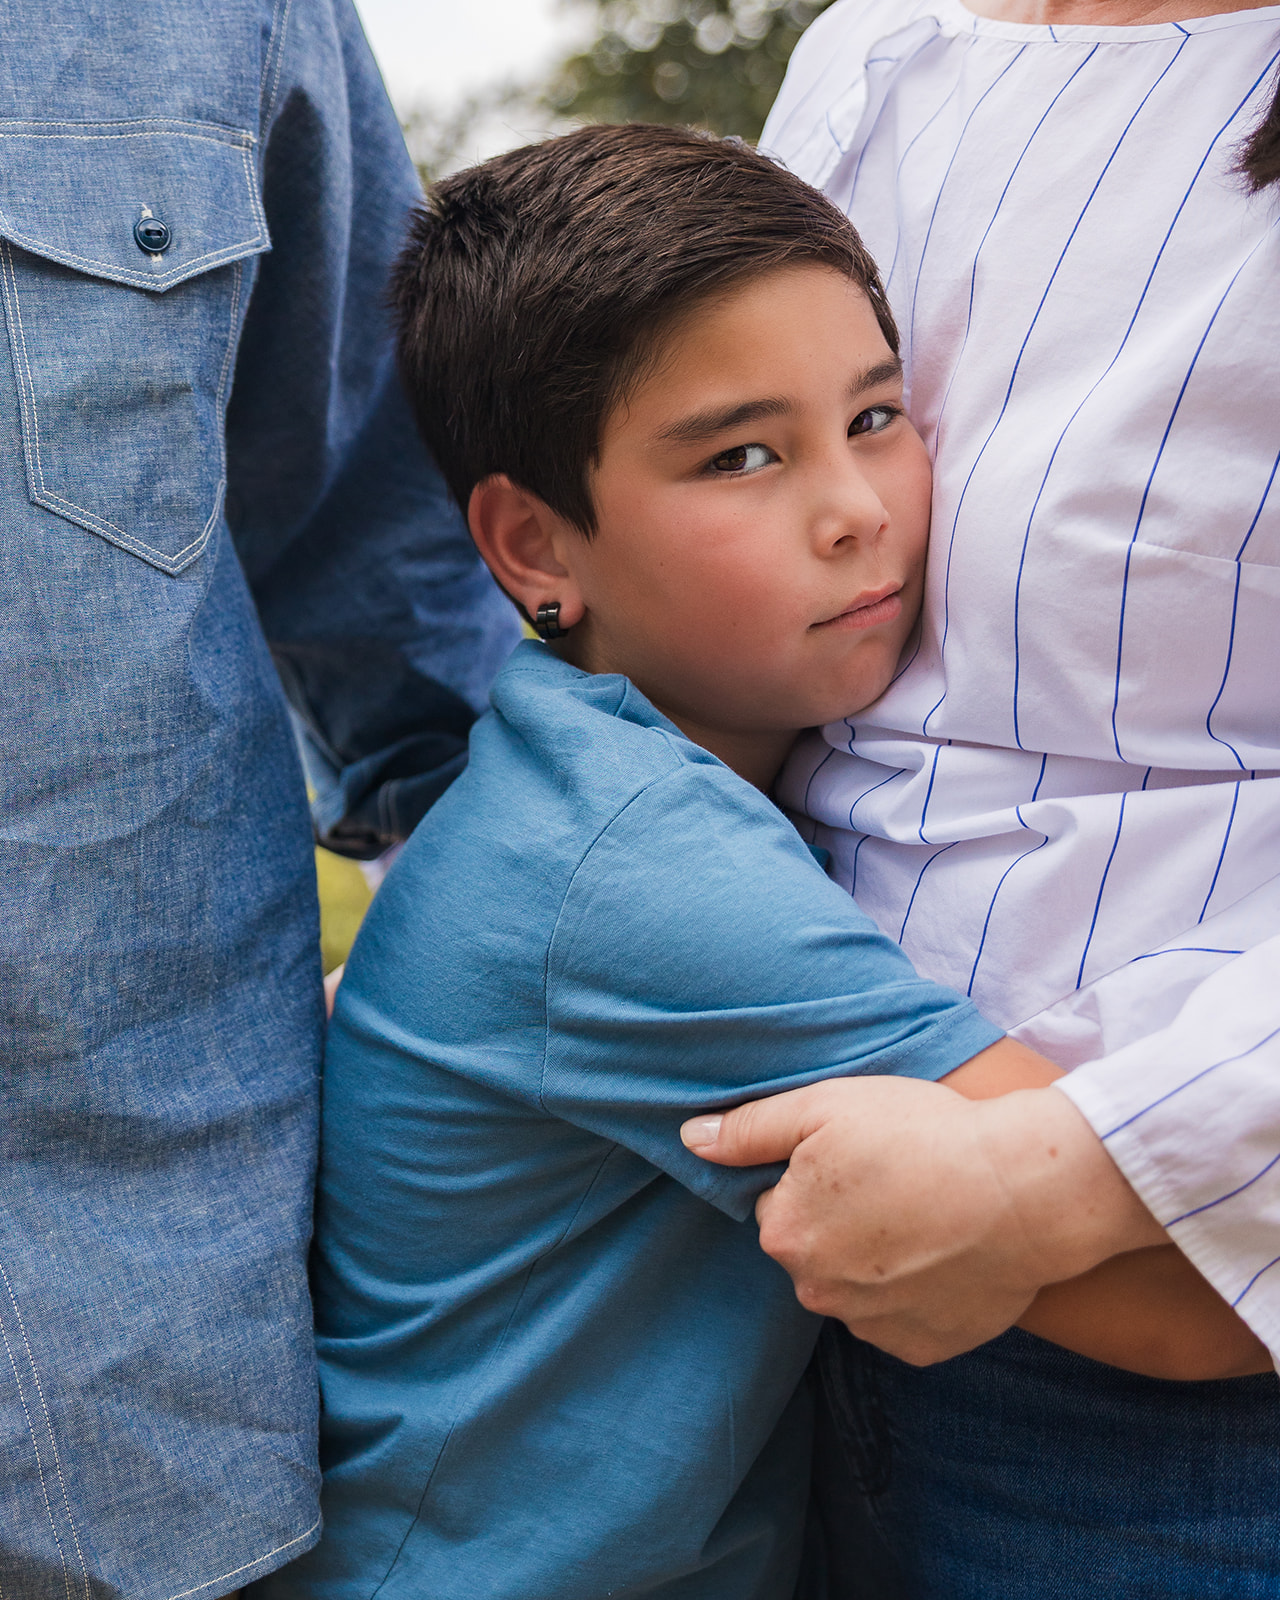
[{"xmin": 945, "ymin": 1040, "xmax": 1272, "ymax": 1380}]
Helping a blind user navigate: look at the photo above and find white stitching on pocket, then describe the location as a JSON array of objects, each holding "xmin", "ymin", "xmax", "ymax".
[
  {"xmin": 0, "ymin": 1258, "xmax": 90, "ymax": 1600},
  {"xmin": 0, "ymin": 234, "xmax": 259, "ymax": 291},
  {"xmin": 0, "ymin": 126, "xmax": 267, "ymax": 292},
  {"xmin": 0, "ymin": 239, "xmax": 243, "ymax": 574},
  {"xmin": 240, "ymin": 140, "xmax": 269, "ymax": 244},
  {"xmin": 0, "ymin": 238, "xmax": 46, "ymax": 505},
  {"xmin": 0, "ymin": 117, "xmax": 257, "ymax": 142},
  {"xmin": 0, "ymin": 212, "xmax": 263, "ymax": 291}
]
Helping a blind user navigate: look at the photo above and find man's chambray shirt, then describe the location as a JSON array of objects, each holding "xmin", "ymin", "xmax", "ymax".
[{"xmin": 0, "ymin": 5, "xmax": 517, "ymax": 1596}]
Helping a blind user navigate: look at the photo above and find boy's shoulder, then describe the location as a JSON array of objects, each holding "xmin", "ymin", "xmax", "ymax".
[
  {"xmin": 337, "ymin": 640, "xmax": 814, "ymax": 1056},
  {"xmin": 364, "ymin": 641, "xmax": 753, "ymax": 952},
  {"xmin": 479, "ymin": 639, "xmax": 723, "ymax": 820}
]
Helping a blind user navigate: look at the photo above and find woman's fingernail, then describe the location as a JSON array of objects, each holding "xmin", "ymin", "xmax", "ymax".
[{"xmin": 681, "ymin": 1115, "xmax": 723, "ymax": 1150}]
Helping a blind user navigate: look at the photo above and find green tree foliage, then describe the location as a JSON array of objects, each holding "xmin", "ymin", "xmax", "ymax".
[{"xmin": 546, "ymin": 0, "xmax": 834, "ymax": 142}]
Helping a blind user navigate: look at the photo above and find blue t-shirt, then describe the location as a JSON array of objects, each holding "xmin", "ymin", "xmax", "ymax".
[{"xmin": 278, "ymin": 642, "xmax": 1001, "ymax": 1600}]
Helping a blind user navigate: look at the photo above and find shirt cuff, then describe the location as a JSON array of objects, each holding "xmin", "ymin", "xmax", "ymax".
[{"xmin": 1055, "ymin": 937, "xmax": 1280, "ymax": 1355}]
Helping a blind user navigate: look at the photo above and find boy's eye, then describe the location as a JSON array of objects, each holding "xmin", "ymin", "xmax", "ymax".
[
  {"xmin": 708, "ymin": 442, "xmax": 776, "ymax": 475},
  {"xmin": 849, "ymin": 405, "xmax": 899, "ymax": 437}
]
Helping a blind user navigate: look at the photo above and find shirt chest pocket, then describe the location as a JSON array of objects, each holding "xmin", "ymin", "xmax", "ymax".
[{"xmin": 0, "ymin": 119, "xmax": 270, "ymax": 575}]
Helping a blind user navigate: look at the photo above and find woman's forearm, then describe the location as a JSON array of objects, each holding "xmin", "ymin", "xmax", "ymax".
[
  {"xmin": 1017, "ymin": 1246, "xmax": 1272, "ymax": 1380},
  {"xmin": 946, "ymin": 1042, "xmax": 1270, "ymax": 1380}
]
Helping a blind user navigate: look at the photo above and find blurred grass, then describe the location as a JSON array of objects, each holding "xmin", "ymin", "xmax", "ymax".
[{"xmin": 316, "ymin": 847, "xmax": 374, "ymax": 975}]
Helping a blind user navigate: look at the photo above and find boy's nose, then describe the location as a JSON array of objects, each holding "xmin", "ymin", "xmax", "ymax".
[{"xmin": 811, "ymin": 458, "xmax": 889, "ymax": 552}]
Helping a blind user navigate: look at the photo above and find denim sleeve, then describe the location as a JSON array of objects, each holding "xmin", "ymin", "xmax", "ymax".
[{"xmin": 225, "ymin": 0, "xmax": 520, "ymax": 857}]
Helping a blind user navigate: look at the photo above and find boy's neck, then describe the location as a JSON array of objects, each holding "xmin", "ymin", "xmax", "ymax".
[
  {"xmin": 554, "ymin": 639, "xmax": 795, "ymax": 793},
  {"xmin": 650, "ymin": 709, "xmax": 796, "ymax": 795}
]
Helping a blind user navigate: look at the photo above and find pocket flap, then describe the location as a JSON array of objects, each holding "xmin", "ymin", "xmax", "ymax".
[{"xmin": 0, "ymin": 118, "xmax": 269, "ymax": 293}]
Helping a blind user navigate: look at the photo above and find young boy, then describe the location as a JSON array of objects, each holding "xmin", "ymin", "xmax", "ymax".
[{"xmin": 256, "ymin": 125, "xmax": 1259, "ymax": 1600}]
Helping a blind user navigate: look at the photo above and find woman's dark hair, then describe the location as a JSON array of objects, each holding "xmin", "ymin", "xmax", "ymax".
[
  {"xmin": 390, "ymin": 122, "xmax": 897, "ymax": 535},
  {"xmin": 1241, "ymin": 72, "xmax": 1280, "ymax": 192}
]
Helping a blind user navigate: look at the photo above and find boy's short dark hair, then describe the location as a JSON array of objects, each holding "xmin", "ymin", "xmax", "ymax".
[{"xmin": 390, "ymin": 122, "xmax": 898, "ymax": 535}]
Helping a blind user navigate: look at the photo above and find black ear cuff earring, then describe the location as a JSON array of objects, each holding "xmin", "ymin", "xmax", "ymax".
[{"xmin": 533, "ymin": 601, "xmax": 570, "ymax": 639}]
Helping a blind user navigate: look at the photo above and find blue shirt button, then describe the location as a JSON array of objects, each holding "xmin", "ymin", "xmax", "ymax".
[{"xmin": 134, "ymin": 216, "xmax": 172, "ymax": 254}]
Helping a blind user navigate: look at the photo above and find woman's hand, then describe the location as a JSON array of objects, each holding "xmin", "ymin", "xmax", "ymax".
[{"xmin": 681, "ymin": 1051, "xmax": 1166, "ymax": 1365}]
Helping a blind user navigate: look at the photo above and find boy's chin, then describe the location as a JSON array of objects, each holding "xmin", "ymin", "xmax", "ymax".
[{"xmin": 810, "ymin": 679, "xmax": 897, "ymax": 730}]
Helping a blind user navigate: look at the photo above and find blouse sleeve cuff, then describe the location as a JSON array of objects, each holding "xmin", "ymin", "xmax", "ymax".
[{"xmin": 1054, "ymin": 938, "xmax": 1280, "ymax": 1355}]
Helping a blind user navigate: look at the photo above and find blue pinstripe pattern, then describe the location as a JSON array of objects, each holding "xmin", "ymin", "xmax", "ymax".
[
  {"xmin": 767, "ymin": 1, "xmax": 1280, "ymax": 1335},
  {"xmin": 929, "ymin": 45, "xmax": 1098, "ymax": 432},
  {"xmin": 916, "ymin": 744, "xmax": 944, "ymax": 843},
  {"xmin": 1007, "ymin": 47, "xmax": 1280, "ymax": 755},
  {"xmin": 841, "ymin": 84, "xmax": 894, "ymax": 214},
  {"xmin": 1234, "ymin": 1253, "xmax": 1280, "ymax": 1308},
  {"xmin": 1001, "ymin": 39, "xmax": 1192, "ymax": 745},
  {"xmin": 849, "ymin": 830, "xmax": 873, "ymax": 899},
  {"xmin": 1130, "ymin": 948, "xmax": 1244, "ymax": 961},
  {"xmin": 905, "ymin": 44, "xmax": 1030, "ymax": 360},
  {"xmin": 1101, "ymin": 1022, "xmax": 1280, "ymax": 1139},
  {"xmin": 1075, "ymin": 790, "xmax": 1127, "ymax": 989},
  {"xmin": 1166, "ymin": 1146, "xmax": 1280, "ymax": 1227},
  {"xmin": 880, "ymin": 70, "xmax": 969, "ymax": 297},
  {"xmin": 926, "ymin": 37, "xmax": 1188, "ymax": 738},
  {"xmin": 767, "ymin": 12, "xmax": 899, "ymax": 162},
  {"xmin": 923, "ymin": 48, "xmax": 1101, "ymax": 710},
  {"xmin": 846, "ymin": 765, "xmax": 905, "ymax": 830},
  {"xmin": 966, "ymin": 807, "xmax": 1050, "ymax": 995},
  {"xmin": 1110, "ymin": 221, "xmax": 1278, "ymax": 760},
  {"xmin": 1100, "ymin": 48, "xmax": 1280, "ymax": 761},
  {"xmin": 899, "ymin": 840, "xmax": 960, "ymax": 941},
  {"xmin": 1199, "ymin": 783, "xmax": 1241, "ymax": 924},
  {"xmin": 1207, "ymin": 443, "xmax": 1280, "ymax": 767},
  {"xmin": 963, "ymin": 754, "xmax": 1047, "ymax": 993},
  {"xmin": 843, "ymin": 23, "xmax": 951, "ymax": 217},
  {"xmin": 801, "ymin": 746, "xmax": 835, "ymax": 816},
  {"xmin": 886, "ymin": 628, "xmax": 924, "ymax": 690}
]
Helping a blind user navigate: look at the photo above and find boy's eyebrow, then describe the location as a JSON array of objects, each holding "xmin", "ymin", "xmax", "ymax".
[
  {"xmin": 656, "ymin": 396, "xmax": 791, "ymax": 446},
  {"xmin": 654, "ymin": 357, "xmax": 905, "ymax": 447},
  {"xmin": 851, "ymin": 356, "xmax": 904, "ymax": 395}
]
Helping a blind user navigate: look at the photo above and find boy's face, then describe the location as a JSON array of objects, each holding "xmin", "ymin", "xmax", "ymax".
[{"xmin": 564, "ymin": 263, "xmax": 930, "ymax": 773}]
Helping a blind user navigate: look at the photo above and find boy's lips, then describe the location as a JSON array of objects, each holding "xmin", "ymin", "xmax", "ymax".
[{"xmin": 813, "ymin": 584, "xmax": 903, "ymax": 631}]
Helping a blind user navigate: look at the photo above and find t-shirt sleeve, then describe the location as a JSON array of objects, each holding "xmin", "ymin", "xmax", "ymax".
[{"xmin": 541, "ymin": 765, "xmax": 1002, "ymax": 1218}]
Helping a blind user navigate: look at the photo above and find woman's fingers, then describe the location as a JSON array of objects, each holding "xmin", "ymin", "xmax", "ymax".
[{"xmin": 680, "ymin": 1080, "xmax": 852, "ymax": 1165}]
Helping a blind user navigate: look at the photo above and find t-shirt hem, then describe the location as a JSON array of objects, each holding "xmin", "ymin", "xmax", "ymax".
[
  {"xmin": 695, "ymin": 1006, "xmax": 1004, "ymax": 1219},
  {"xmin": 881, "ymin": 1005, "xmax": 1005, "ymax": 1083}
]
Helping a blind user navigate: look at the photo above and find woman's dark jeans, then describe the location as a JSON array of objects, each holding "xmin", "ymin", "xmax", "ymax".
[{"xmin": 797, "ymin": 1320, "xmax": 1280, "ymax": 1599}]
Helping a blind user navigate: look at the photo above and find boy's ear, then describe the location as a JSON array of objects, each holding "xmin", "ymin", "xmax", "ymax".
[{"xmin": 467, "ymin": 476, "xmax": 586, "ymax": 630}]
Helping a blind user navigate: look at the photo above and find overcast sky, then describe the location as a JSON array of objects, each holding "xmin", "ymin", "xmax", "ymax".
[{"xmin": 353, "ymin": 0, "xmax": 590, "ymax": 118}]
